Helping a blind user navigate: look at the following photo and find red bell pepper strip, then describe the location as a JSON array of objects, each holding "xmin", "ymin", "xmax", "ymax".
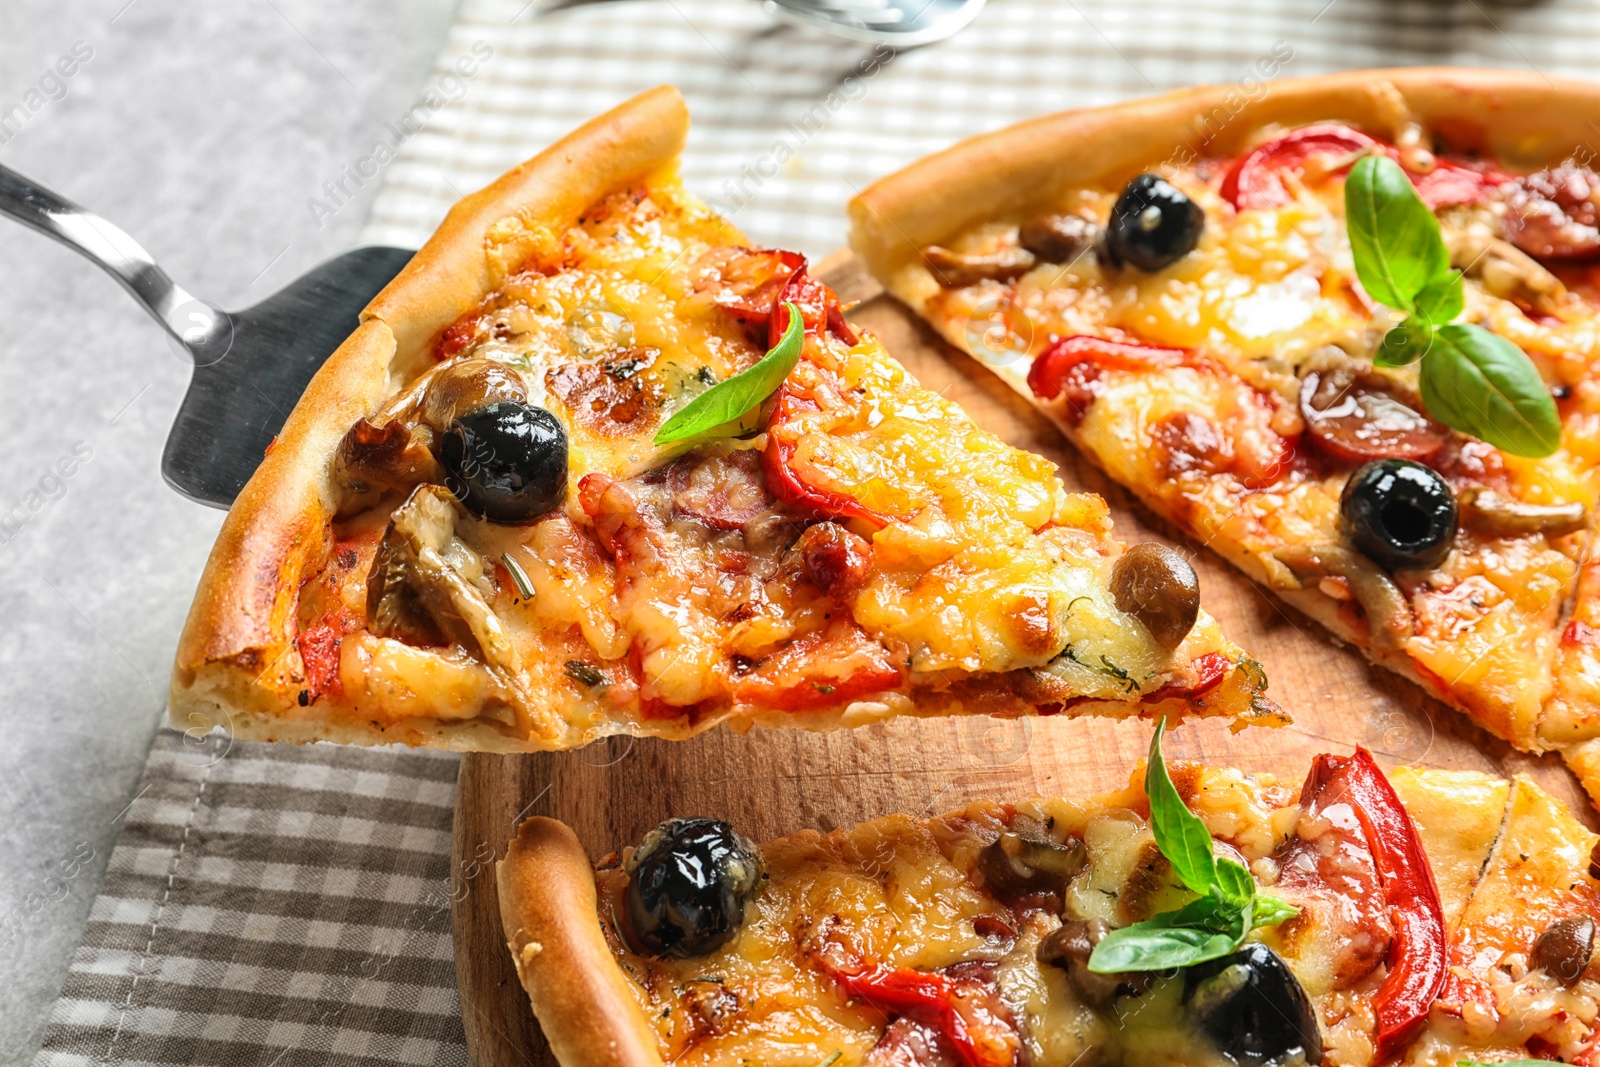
[
  {"xmin": 1139, "ymin": 651, "xmax": 1229, "ymax": 705},
  {"xmin": 762, "ymin": 387, "xmax": 894, "ymax": 526},
  {"xmin": 1026, "ymin": 335, "xmax": 1188, "ymax": 401},
  {"xmin": 830, "ymin": 964, "xmax": 1019, "ymax": 1067},
  {"xmin": 1222, "ymin": 124, "xmax": 1381, "ymax": 211},
  {"xmin": 1298, "ymin": 749, "xmax": 1446, "ymax": 1060},
  {"xmin": 1222, "ymin": 122, "xmax": 1508, "ymax": 212},
  {"xmin": 770, "ymin": 254, "xmax": 859, "ymax": 347}
]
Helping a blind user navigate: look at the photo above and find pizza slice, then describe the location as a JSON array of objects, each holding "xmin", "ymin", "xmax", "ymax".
[
  {"xmin": 849, "ymin": 68, "xmax": 1600, "ymax": 801},
  {"xmin": 167, "ymin": 87, "xmax": 1272, "ymax": 753},
  {"xmin": 498, "ymin": 726, "xmax": 1600, "ymax": 1066}
]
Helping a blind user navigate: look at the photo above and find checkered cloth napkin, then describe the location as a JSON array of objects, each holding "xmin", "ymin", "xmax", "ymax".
[{"xmin": 35, "ymin": 0, "xmax": 1600, "ymax": 1063}]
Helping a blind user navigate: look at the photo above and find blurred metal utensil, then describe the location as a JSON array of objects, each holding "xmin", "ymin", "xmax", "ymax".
[
  {"xmin": 526, "ymin": 0, "xmax": 985, "ymax": 46},
  {"xmin": 762, "ymin": 0, "xmax": 985, "ymax": 45},
  {"xmin": 0, "ymin": 162, "xmax": 412, "ymax": 509}
]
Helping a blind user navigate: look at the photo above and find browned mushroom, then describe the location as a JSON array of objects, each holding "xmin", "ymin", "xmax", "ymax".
[
  {"xmin": 1019, "ymin": 214, "xmax": 1102, "ymax": 264},
  {"xmin": 1460, "ymin": 489, "xmax": 1589, "ymax": 539},
  {"xmin": 922, "ymin": 245, "xmax": 1038, "ymax": 287},
  {"xmin": 977, "ymin": 832, "xmax": 1086, "ymax": 904},
  {"xmin": 332, "ymin": 417, "xmax": 441, "ymax": 503},
  {"xmin": 1272, "ymin": 543, "xmax": 1414, "ymax": 652},
  {"xmin": 1037, "ymin": 918, "xmax": 1140, "ymax": 1008},
  {"xmin": 1111, "ymin": 543, "xmax": 1201, "ymax": 650},
  {"xmin": 366, "ymin": 485, "xmax": 525, "ymax": 684},
  {"xmin": 419, "ymin": 357, "xmax": 528, "ymax": 433},
  {"xmin": 1532, "ymin": 916, "xmax": 1595, "ymax": 987}
]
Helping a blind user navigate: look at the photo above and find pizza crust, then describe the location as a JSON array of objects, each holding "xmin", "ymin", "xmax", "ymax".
[
  {"xmin": 848, "ymin": 67, "xmax": 1600, "ymax": 806},
  {"xmin": 168, "ymin": 87, "xmax": 692, "ymax": 749},
  {"xmin": 849, "ymin": 67, "xmax": 1600, "ymax": 283},
  {"xmin": 498, "ymin": 817, "xmax": 665, "ymax": 1067}
]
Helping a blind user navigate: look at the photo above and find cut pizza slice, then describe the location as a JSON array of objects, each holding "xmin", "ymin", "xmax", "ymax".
[
  {"xmin": 498, "ymin": 734, "xmax": 1600, "ymax": 1067},
  {"xmin": 167, "ymin": 87, "xmax": 1273, "ymax": 753},
  {"xmin": 849, "ymin": 67, "xmax": 1600, "ymax": 801}
]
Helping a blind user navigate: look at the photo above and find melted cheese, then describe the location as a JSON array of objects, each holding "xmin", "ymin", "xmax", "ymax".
[
  {"xmin": 907, "ymin": 148, "xmax": 1600, "ymax": 752},
  {"xmin": 310, "ymin": 172, "xmax": 1254, "ymax": 742},
  {"xmin": 584, "ymin": 765, "xmax": 1569, "ymax": 1067}
]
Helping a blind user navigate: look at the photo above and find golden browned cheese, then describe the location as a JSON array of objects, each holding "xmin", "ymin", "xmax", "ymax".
[
  {"xmin": 887, "ymin": 134, "xmax": 1600, "ymax": 758},
  {"xmin": 582, "ymin": 765, "xmax": 1599, "ymax": 1067},
  {"xmin": 290, "ymin": 171, "xmax": 1264, "ymax": 748}
]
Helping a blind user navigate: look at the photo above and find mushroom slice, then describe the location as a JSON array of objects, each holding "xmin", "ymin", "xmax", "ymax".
[
  {"xmin": 1460, "ymin": 489, "xmax": 1589, "ymax": 539},
  {"xmin": 1442, "ymin": 210, "xmax": 1568, "ymax": 313},
  {"xmin": 333, "ymin": 417, "xmax": 441, "ymax": 501},
  {"xmin": 922, "ymin": 245, "xmax": 1038, "ymax": 287},
  {"xmin": 419, "ymin": 356, "xmax": 529, "ymax": 433},
  {"xmin": 1272, "ymin": 543, "xmax": 1414, "ymax": 653},
  {"xmin": 367, "ymin": 485, "xmax": 530, "ymax": 694}
]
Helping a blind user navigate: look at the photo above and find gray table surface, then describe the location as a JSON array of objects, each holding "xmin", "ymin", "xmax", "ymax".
[{"xmin": 0, "ymin": 2, "xmax": 456, "ymax": 1060}]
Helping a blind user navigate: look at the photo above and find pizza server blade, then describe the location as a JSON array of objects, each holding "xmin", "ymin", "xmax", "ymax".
[{"xmin": 0, "ymin": 160, "xmax": 413, "ymax": 509}]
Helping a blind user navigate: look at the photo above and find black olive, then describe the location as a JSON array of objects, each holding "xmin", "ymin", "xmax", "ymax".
[
  {"xmin": 1104, "ymin": 173, "xmax": 1205, "ymax": 273},
  {"xmin": 1340, "ymin": 459, "xmax": 1458, "ymax": 571},
  {"xmin": 440, "ymin": 401, "xmax": 568, "ymax": 523},
  {"xmin": 1185, "ymin": 943, "xmax": 1322, "ymax": 1067},
  {"xmin": 625, "ymin": 817, "xmax": 764, "ymax": 958}
]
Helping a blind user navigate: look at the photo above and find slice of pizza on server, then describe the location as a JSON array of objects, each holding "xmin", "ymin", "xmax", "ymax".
[{"xmin": 168, "ymin": 87, "xmax": 1274, "ymax": 754}]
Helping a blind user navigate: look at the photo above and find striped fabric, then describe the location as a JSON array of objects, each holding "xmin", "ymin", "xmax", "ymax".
[
  {"xmin": 36, "ymin": 731, "xmax": 466, "ymax": 1066},
  {"xmin": 37, "ymin": 0, "xmax": 1600, "ymax": 1063}
]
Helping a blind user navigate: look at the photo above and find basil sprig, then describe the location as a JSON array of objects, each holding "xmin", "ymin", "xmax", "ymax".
[
  {"xmin": 1088, "ymin": 721, "xmax": 1297, "ymax": 973},
  {"xmin": 654, "ymin": 302, "xmax": 805, "ymax": 445},
  {"xmin": 1344, "ymin": 154, "xmax": 1560, "ymax": 457}
]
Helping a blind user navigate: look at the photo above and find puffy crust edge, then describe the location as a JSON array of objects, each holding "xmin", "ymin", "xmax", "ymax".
[
  {"xmin": 168, "ymin": 86, "xmax": 692, "ymax": 743},
  {"xmin": 848, "ymin": 66, "xmax": 1600, "ymax": 282},
  {"xmin": 497, "ymin": 817, "xmax": 665, "ymax": 1067}
]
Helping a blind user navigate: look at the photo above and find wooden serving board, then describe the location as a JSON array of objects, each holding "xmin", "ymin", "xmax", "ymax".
[{"xmin": 452, "ymin": 253, "xmax": 1597, "ymax": 1067}]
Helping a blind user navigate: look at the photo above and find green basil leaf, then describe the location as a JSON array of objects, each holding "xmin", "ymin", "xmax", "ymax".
[
  {"xmin": 1088, "ymin": 895, "xmax": 1247, "ymax": 973},
  {"xmin": 1414, "ymin": 271, "xmax": 1465, "ymax": 326},
  {"xmin": 1373, "ymin": 317, "xmax": 1434, "ymax": 369},
  {"xmin": 1144, "ymin": 720, "xmax": 1218, "ymax": 897},
  {"xmin": 1345, "ymin": 154, "xmax": 1450, "ymax": 313},
  {"xmin": 654, "ymin": 303, "xmax": 805, "ymax": 445},
  {"xmin": 1249, "ymin": 893, "xmax": 1300, "ymax": 929},
  {"xmin": 1420, "ymin": 324, "xmax": 1561, "ymax": 458},
  {"xmin": 1213, "ymin": 857, "xmax": 1255, "ymax": 908},
  {"xmin": 1456, "ymin": 1061, "xmax": 1552, "ymax": 1067}
]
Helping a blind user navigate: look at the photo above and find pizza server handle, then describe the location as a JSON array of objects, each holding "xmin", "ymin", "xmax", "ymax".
[{"xmin": 0, "ymin": 161, "xmax": 227, "ymax": 365}]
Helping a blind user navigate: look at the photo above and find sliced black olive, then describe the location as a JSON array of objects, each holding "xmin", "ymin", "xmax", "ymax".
[
  {"xmin": 1037, "ymin": 917, "xmax": 1139, "ymax": 1008},
  {"xmin": 1111, "ymin": 543, "xmax": 1201, "ymax": 650},
  {"xmin": 440, "ymin": 401, "xmax": 568, "ymax": 523},
  {"xmin": 625, "ymin": 817, "xmax": 764, "ymax": 958},
  {"xmin": 1185, "ymin": 942, "xmax": 1322, "ymax": 1067},
  {"xmin": 1019, "ymin": 214, "xmax": 1102, "ymax": 264},
  {"xmin": 1340, "ymin": 459, "xmax": 1458, "ymax": 572},
  {"xmin": 1104, "ymin": 173, "xmax": 1205, "ymax": 273},
  {"xmin": 977, "ymin": 832, "xmax": 1086, "ymax": 903},
  {"xmin": 1532, "ymin": 915, "xmax": 1595, "ymax": 986}
]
